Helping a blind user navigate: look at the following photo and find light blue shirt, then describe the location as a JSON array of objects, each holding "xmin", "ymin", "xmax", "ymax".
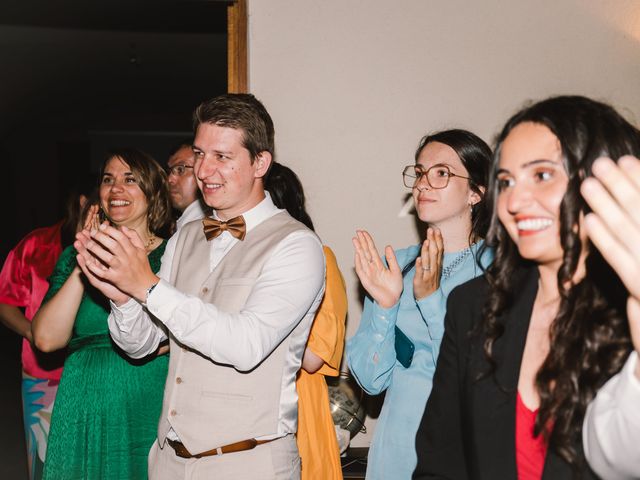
[{"xmin": 347, "ymin": 241, "xmax": 492, "ymax": 480}]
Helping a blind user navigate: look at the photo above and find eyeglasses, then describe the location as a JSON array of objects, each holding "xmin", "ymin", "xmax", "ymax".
[
  {"xmin": 167, "ymin": 165, "xmax": 194, "ymax": 177},
  {"xmin": 402, "ymin": 164, "xmax": 470, "ymax": 189}
]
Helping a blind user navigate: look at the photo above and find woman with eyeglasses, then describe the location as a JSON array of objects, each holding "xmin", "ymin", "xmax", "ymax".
[{"xmin": 346, "ymin": 129, "xmax": 493, "ymax": 479}]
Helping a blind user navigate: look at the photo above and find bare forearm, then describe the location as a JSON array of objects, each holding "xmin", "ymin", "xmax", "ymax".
[
  {"xmin": 0, "ymin": 304, "xmax": 32, "ymax": 342},
  {"xmin": 301, "ymin": 347, "xmax": 325, "ymax": 374},
  {"xmin": 32, "ymin": 267, "xmax": 84, "ymax": 352}
]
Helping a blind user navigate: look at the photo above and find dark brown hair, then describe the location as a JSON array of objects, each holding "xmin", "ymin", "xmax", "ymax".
[
  {"xmin": 265, "ymin": 162, "xmax": 314, "ymax": 231},
  {"xmin": 481, "ymin": 95, "xmax": 640, "ymax": 468},
  {"xmin": 415, "ymin": 129, "xmax": 491, "ymax": 243},
  {"xmin": 193, "ymin": 93, "xmax": 275, "ymax": 163}
]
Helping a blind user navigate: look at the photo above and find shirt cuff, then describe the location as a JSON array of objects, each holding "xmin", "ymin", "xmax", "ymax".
[
  {"xmin": 144, "ymin": 278, "xmax": 184, "ymax": 326},
  {"xmin": 618, "ymin": 351, "xmax": 640, "ymax": 413},
  {"xmin": 110, "ymin": 297, "xmax": 143, "ymax": 334},
  {"xmin": 369, "ymin": 301, "xmax": 400, "ymax": 337}
]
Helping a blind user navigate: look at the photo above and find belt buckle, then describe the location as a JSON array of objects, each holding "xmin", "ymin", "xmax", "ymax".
[{"xmin": 168, "ymin": 439, "xmax": 192, "ymax": 459}]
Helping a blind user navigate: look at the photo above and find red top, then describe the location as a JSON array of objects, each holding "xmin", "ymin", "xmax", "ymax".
[
  {"xmin": 515, "ymin": 392, "xmax": 548, "ymax": 480},
  {"xmin": 0, "ymin": 222, "xmax": 64, "ymax": 380}
]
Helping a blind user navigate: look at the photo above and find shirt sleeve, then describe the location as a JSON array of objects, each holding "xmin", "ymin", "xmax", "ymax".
[
  {"xmin": 107, "ymin": 298, "xmax": 168, "ymax": 358},
  {"xmin": 306, "ymin": 246, "xmax": 347, "ymax": 376},
  {"xmin": 144, "ymin": 230, "xmax": 325, "ymax": 372},
  {"xmin": 347, "ymin": 248, "xmax": 421, "ymax": 396},
  {"xmin": 107, "ymin": 232, "xmax": 177, "ymax": 358},
  {"xmin": 0, "ymin": 239, "xmax": 30, "ymax": 307},
  {"xmin": 583, "ymin": 351, "xmax": 640, "ymax": 480},
  {"xmin": 347, "ymin": 290, "xmax": 401, "ymax": 395},
  {"xmin": 416, "ymin": 287, "xmax": 447, "ymax": 365}
]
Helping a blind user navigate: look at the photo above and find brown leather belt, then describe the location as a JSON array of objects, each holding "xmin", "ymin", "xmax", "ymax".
[{"xmin": 167, "ymin": 437, "xmax": 277, "ymax": 459}]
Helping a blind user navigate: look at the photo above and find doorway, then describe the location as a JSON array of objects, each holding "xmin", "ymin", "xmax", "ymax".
[{"xmin": 0, "ymin": 1, "xmax": 245, "ymax": 477}]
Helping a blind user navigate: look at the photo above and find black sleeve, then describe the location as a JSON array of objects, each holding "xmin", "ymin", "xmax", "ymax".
[{"xmin": 413, "ymin": 287, "xmax": 470, "ymax": 480}]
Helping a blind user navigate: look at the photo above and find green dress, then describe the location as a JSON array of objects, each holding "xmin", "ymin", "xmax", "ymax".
[{"xmin": 42, "ymin": 244, "xmax": 169, "ymax": 480}]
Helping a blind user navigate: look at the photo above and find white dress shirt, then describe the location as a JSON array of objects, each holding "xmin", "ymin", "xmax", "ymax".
[
  {"xmin": 160, "ymin": 199, "xmax": 208, "ymax": 270},
  {"xmin": 583, "ymin": 351, "xmax": 640, "ymax": 480},
  {"xmin": 107, "ymin": 192, "xmax": 325, "ymax": 440}
]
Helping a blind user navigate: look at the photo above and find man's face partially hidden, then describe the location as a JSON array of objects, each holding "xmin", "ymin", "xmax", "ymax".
[
  {"xmin": 167, "ymin": 146, "xmax": 198, "ymax": 212},
  {"xmin": 192, "ymin": 123, "xmax": 271, "ymax": 221}
]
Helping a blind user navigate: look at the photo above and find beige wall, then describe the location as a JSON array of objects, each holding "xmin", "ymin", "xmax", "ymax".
[{"xmin": 247, "ymin": 0, "xmax": 640, "ymax": 446}]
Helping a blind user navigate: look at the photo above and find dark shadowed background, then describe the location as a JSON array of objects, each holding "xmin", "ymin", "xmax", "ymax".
[{"xmin": 0, "ymin": 1, "xmax": 229, "ymax": 477}]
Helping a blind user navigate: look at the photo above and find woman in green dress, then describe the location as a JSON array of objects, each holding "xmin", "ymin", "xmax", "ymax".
[{"xmin": 32, "ymin": 148, "xmax": 173, "ymax": 480}]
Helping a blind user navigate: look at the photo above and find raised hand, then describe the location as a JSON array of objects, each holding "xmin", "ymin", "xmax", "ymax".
[
  {"xmin": 75, "ymin": 224, "xmax": 158, "ymax": 304},
  {"xmin": 353, "ymin": 230, "xmax": 403, "ymax": 309},
  {"xmin": 581, "ymin": 156, "xmax": 640, "ymax": 361},
  {"xmin": 74, "ymin": 229, "xmax": 131, "ymax": 305},
  {"xmin": 413, "ymin": 227, "xmax": 444, "ymax": 301},
  {"xmin": 82, "ymin": 204, "xmax": 101, "ymax": 233}
]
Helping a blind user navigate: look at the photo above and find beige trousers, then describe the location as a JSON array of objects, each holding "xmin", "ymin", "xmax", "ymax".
[{"xmin": 148, "ymin": 435, "xmax": 301, "ymax": 480}]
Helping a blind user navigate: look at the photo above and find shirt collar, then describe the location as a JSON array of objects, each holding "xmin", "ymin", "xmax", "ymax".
[
  {"xmin": 177, "ymin": 199, "xmax": 207, "ymax": 229},
  {"xmin": 212, "ymin": 192, "xmax": 282, "ymax": 235}
]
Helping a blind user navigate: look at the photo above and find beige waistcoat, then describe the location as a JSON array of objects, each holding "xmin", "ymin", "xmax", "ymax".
[{"xmin": 157, "ymin": 211, "xmax": 311, "ymax": 453}]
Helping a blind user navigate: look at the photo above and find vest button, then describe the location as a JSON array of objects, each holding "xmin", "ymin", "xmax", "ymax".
[
  {"xmin": 176, "ymin": 377, "xmax": 183, "ymax": 384},
  {"xmin": 170, "ymin": 409, "xmax": 177, "ymax": 416},
  {"xmin": 202, "ymin": 287, "xmax": 209, "ymax": 294}
]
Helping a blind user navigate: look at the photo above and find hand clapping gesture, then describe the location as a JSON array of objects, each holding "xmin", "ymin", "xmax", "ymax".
[
  {"xmin": 353, "ymin": 227, "xmax": 444, "ymax": 309},
  {"xmin": 83, "ymin": 204, "xmax": 101, "ymax": 233},
  {"xmin": 353, "ymin": 230, "xmax": 403, "ymax": 309},
  {"xmin": 74, "ymin": 221, "xmax": 150, "ymax": 306},
  {"xmin": 581, "ymin": 156, "xmax": 640, "ymax": 365},
  {"xmin": 413, "ymin": 227, "xmax": 444, "ymax": 301}
]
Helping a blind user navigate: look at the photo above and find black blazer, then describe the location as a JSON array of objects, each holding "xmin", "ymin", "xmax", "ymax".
[{"xmin": 413, "ymin": 266, "xmax": 598, "ymax": 479}]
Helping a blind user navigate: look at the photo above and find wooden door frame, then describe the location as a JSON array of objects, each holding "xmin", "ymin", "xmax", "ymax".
[{"xmin": 227, "ymin": 0, "xmax": 248, "ymax": 93}]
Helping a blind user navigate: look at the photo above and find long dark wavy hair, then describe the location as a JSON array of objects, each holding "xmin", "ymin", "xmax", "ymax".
[{"xmin": 482, "ymin": 95, "xmax": 640, "ymax": 469}]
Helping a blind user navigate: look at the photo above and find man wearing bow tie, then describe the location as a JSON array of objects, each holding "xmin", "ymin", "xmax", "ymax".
[{"xmin": 74, "ymin": 94, "xmax": 326, "ymax": 479}]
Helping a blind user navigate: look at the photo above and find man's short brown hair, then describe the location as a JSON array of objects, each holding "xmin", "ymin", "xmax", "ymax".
[{"xmin": 193, "ymin": 94, "xmax": 275, "ymax": 163}]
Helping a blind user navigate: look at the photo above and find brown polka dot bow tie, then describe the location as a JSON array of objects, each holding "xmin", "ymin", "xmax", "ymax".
[{"xmin": 202, "ymin": 215, "xmax": 246, "ymax": 241}]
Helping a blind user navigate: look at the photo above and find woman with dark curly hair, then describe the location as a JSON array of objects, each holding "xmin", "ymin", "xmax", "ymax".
[
  {"xmin": 413, "ymin": 96, "xmax": 640, "ymax": 479},
  {"xmin": 32, "ymin": 149, "xmax": 173, "ymax": 480}
]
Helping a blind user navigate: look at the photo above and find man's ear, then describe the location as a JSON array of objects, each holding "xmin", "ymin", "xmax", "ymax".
[
  {"xmin": 469, "ymin": 185, "xmax": 485, "ymax": 206},
  {"xmin": 254, "ymin": 151, "xmax": 272, "ymax": 178}
]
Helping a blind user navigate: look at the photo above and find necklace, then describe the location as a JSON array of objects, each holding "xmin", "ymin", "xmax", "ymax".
[
  {"xmin": 441, "ymin": 247, "xmax": 472, "ymax": 279},
  {"xmin": 144, "ymin": 234, "xmax": 157, "ymax": 251}
]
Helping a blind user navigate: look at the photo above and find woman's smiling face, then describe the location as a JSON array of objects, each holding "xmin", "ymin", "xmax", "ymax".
[
  {"xmin": 99, "ymin": 156, "xmax": 149, "ymax": 230},
  {"xmin": 496, "ymin": 122, "xmax": 569, "ymax": 268}
]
